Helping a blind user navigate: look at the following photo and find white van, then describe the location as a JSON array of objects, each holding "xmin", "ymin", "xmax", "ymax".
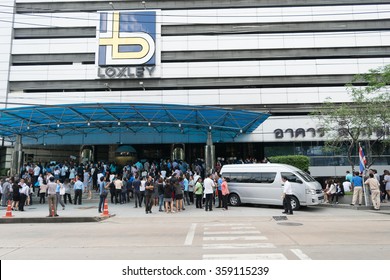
[{"xmin": 220, "ymin": 163, "xmax": 324, "ymax": 210}]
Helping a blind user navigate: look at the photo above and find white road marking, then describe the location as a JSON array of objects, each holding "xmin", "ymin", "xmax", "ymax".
[
  {"xmin": 231, "ymin": 226, "xmax": 257, "ymax": 230},
  {"xmin": 203, "ymin": 236, "xmax": 267, "ymax": 241},
  {"xmin": 184, "ymin": 223, "xmax": 197, "ymax": 246},
  {"xmin": 290, "ymin": 249, "xmax": 311, "ymax": 260},
  {"xmin": 203, "ymin": 223, "xmax": 251, "ymax": 227},
  {"xmin": 203, "ymin": 253, "xmax": 287, "ymax": 260},
  {"xmin": 203, "ymin": 243, "xmax": 275, "ymax": 249},
  {"xmin": 204, "ymin": 230, "xmax": 260, "ymax": 235}
]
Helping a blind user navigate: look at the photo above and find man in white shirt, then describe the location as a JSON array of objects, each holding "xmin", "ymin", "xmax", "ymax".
[
  {"xmin": 19, "ymin": 179, "xmax": 29, "ymax": 212},
  {"xmin": 282, "ymin": 176, "xmax": 293, "ymax": 215},
  {"xmin": 342, "ymin": 180, "xmax": 352, "ymax": 192},
  {"xmin": 97, "ymin": 170, "xmax": 105, "ymax": 183},
  {"xmin": 33, "ymin": 164, "xmax": 40, "ymax": 188},
  {"xmin": 203, "ymin": 174, "xmax": 215, "ymax": 211}
]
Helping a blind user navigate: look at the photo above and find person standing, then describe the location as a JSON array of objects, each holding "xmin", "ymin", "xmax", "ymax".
[
  {"xmin": 132, "ymin": 176, "xmax": 141, "ymax": 208},
  {"xmin": 11, "ymin": 178, "xmax": 20, "ymax": 211},
  {"xmin": 126, "ymin": 175, "xmax": 134, "ymax": 202},
  {"xmin": 350, "ymin": 171, "xmax": 363, "ymax": 206},
  {"xmin": 114, "ymin": 176, "xmax": 123, "ymax": 204},
  {"xmin": 1, "ymin": 178, "xmax": 12, "ymax": 207},
  {"xmin": 183, "ymin": 174, "xmax": 190, "ymax": 206},
  {"xmin": 221, "ymin": 176, "xmax": 230, "ymax": 210},
  {"xmin": 216, "ymin": 174, "xmax": 223, "ymax": 208},
  {"xmin": 83, "ymin": 169, "xmax": 90, "ymax": 198},
  {"xmin": 18, "ymin": 179, "xmax": 29, "ymax": 211},
  {"xmin": 98, "ymin": 176, "xmax": 107, "ymax": 213},
  {"xmin": 47, "ymin": 177, "xmax": 58, "ymax": 217},
  {"xmin": 73, "ymin": 175, "xmax": 84, "ymax": 205},
  {"xmin": 365, "ymin": 173, "xmax": 381, "ymax": 210},
  {"xmin": 32, "ymin": 164, "xmax": 40, "ymax": 189},
  {"xmin": 188, "ymin": 175, "xmax": 195, "ymax": 204},
  {"xmin": 203, "ymin": 174, "xmax": 215, "ymax": 212},
  {"xmin": 139, "ymin": 176, "xmax": 146, "ymax": 207},
  {"xmin": 92, "ymin": 165, "xmax": 98, "ymax": 192},
  {"xmin": 380, "ymin": 170, "xmax": 388, "ymax": 203},
  {"xmin": 55, "ymin": 179, "xmax": 65, "ymax": 210},
  {"xmin": 163, "ymin": 178, "xmax": 174, "ymax": 213},
  {"xmin": 69, "ymin": 166, "xmax": 76, "ymax": 181},
  {"xmin": 345, "ymin": 171, "xmax": 353, "ymax": 182},
  {"xmin": 39, "ymin": 179, "xmax": 48, "ymax": 204},
  {"xmin": 174, "ymin": 175, "xmax": 184, "ymax": 212},
  {"xmin": 145, "ymin": 176, "xmax": 154, "ymax": 214},
  {"xmin": 282, "ymin": 176, "xmax": 293, "ymax": 215},
  {"xmin": 384, "ymin": 170, "xmax": 390, "ymax": 202},
  {"xmin": 326, "ymin": 180, "xmax": 337, "ymax": 204},
  {"xmin": 194, "ymin": 177, "xmax": 203, "ymax": 209},
  {"xmin": 63, "ymin": 179, "xmax": 72, "ymax": 204},
  {"xmin": 157, "ymin": 177, "xmax": 164, "ymax": 212}
]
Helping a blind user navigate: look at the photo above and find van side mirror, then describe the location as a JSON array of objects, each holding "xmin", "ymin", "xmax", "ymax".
[{"xmin": 296, "ymin": 179, "xmax": 303, "ymax": 184}]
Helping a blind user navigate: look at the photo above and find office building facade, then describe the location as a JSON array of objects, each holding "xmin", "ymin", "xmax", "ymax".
[{"xmin": 1, "ymin": 0, "xmax": 390, "ymax": 176}]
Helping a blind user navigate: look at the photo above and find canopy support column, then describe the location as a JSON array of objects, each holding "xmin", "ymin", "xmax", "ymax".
[
  {"xmin": 10, "ymin": 134, "xmax": 23, "ymax": 177},
  {"xmin": 204, "ymin": 131, "xmax": 215, "ymax": 175}
]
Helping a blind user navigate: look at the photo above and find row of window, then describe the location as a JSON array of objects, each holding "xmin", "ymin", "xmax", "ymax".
[{"xmin": 223, "ymin": 172, "xmax": 303, "ymax": 184}]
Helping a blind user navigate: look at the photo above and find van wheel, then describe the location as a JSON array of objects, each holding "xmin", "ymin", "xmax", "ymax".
[
  {"xmin": 290, "ymin": 196, "xmax": 300, "ymax": 210},
  {"xmin": 229, "ymin": 193, "xmax": 241, "ymax": 206}
]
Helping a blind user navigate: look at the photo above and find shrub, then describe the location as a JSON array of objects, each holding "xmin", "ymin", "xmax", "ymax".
[{"xmin": 268, "ymin": 155, "xmax": 310, "ymax": 172}]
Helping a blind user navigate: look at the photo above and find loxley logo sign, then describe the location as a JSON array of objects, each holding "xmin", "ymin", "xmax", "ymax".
[{"xmin": 96, "ymin": 10, "xmax": 160, "ymax": 78}]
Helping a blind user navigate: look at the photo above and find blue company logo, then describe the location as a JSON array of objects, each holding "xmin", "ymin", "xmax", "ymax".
[{"xmin": 98, "ymin": 11, "xmax": 157, "ymax": 66}]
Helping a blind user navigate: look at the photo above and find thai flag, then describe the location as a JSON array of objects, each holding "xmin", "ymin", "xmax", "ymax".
[{"xmin": 359, "ymin": 144, "xmax": 367, "ymax": 173}]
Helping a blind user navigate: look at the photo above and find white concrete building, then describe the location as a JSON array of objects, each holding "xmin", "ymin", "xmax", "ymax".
[{"xmin": 1, "ymin": 0, "xmax": 390, "ymax": 177}]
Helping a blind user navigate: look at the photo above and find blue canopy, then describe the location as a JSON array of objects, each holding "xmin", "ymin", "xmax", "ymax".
[{"xmin": 0, "ymin": 103, "xmax": 269, "ymax": 144}]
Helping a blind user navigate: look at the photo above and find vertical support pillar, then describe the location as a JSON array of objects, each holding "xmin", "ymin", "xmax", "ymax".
[
  {"xmin": 10, "ymin": 134, "xmax": 23, "ymax": 177},
  {"xmin": 204, "ymin": 131, "xmax": 215, "ymax": 175}
]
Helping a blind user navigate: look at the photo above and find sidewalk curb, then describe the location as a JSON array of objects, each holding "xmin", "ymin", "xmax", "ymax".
[
  {"xmin": 316, "ymin": 203, "xmax": 390, "ymax": 211},
  {"xmin": 0, "ymin": 215, "xmax": 114, "ymax": 224}
]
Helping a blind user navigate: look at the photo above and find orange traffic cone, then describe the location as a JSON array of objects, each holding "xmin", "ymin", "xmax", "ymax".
[
  {"xmin": 3, "ymin": 200, "xmax": 13, "ymax": 218},
  {"xmin": 101, "ymin": 198, "xmax": 110, "ymax": 217}
]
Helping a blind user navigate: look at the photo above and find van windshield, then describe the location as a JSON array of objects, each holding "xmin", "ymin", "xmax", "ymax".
[{"xmin": 296, "ymin": 171, "xmax": 316, "ymax": 182}]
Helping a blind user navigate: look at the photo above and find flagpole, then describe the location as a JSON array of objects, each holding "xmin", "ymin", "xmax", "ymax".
[
  {"xmin": 361, "ymin": 169, "xmax": 369, "ymax": 207},
  {"xmin": 359, "ymin": 143, "xmax": 369, "ymax": 206}
]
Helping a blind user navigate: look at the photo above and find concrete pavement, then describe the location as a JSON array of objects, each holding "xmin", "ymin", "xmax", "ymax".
[
  {"xmin": 1, "ymin": 191, "xmax": 390, "ymax": 223},
  {"xmin": 2, "ymin": 193, "xmax": 390, "ymax": 260}
]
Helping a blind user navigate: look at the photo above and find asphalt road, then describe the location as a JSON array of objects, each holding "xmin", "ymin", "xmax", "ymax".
[{"xmin": 1, "ymin": 199, "xmax": 390, "ymax": 260}]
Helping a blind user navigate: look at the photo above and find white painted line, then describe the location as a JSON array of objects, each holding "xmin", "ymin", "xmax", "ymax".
[
  {"xmin": 204, "ymin": 226, "xmax": 257, "ymax": 231},
  {"xmin": 203, "ymin": 223, "xmax": 251, "ymax": 227},
  {"xmin": 290, "ymin": 249, "xmax": 311, "ymax": 260},
  {"xmin": 203, "ymin": 236, "xmax": 267, "ymax": 241},
  {"xmin": 204, "ymin": 230, "xmax": 260, "ymax": 235},
  {"xmin": 204, "ymin": 226, "xmax": 256, "ymax": 230},
  {"xmin": 203, "ymin": 243, "xmax": 275, "ymax": 249},
  {"xmin": 203, "ymin": 253, "xmax": 287, "ymax": 260},
  {"xmin": 231, "ymin": 226, "xmax": 257, "ymax": 230},
  {"xmin": 184, "ymin": 223, "xmax": 197, "ymax": 246}
]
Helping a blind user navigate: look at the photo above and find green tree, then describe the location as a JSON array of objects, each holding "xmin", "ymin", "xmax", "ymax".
[{"xmin": 313, "ymin": 65, "xmax": 390, "ymax": 171}]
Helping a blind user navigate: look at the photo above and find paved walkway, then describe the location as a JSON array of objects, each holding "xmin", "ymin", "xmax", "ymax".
[{"xmin": 1, "ymin": 192, "xmax": 390, "ymax": 223}]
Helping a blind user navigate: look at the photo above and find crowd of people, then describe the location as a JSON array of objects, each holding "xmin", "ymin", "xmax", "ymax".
[
  {"xmin": 322, "ymin": 169, "xmax": 390, "ymax": 210},
  {"xmin": 2, "ymin": 157, "xmax": 390, "ymax": 215},
  {"xmin": 0, "ymin": 159, "xmax": 231, "ymax": 216}
]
